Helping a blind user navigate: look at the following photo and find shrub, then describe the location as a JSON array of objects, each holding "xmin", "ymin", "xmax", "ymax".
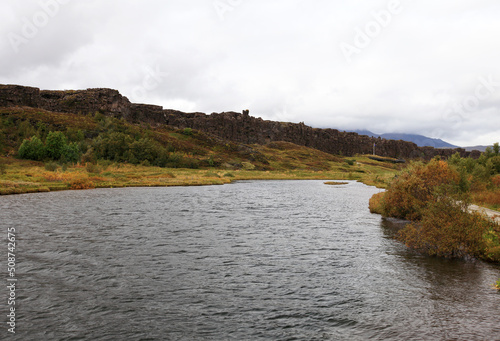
[
  {"xmin": 373, "ymin": 148, "xmax": 500, "ymax": 262},
  {"xmin": 381, "ymin": 160, "xmax": 460, "ymax": 221},
  {"xmin": 490, "ymin": 156, "xmax": 500, "ymax": 174},
  {"xmin": 70, "ymin": 178, "xmax": 95, "ymax": 190},
  {"xmin": 92, "ymin": 132, "xmax": 133, "ymax": 162},
  {"xmin": 61, "ymin": 142, "xmax": 80, "ymax": 164},
  {"xmin": 182, "ymin": 128, "xmax": 193, "ymax": 136},
  {"xmin": 45, "ymin": 131, "xmax": 68, "ymax": 160},
  {"xmin": 18, "ymin": 136, "xmax": 45, "ymax": 161},
  {"xmin": 397, "ymin": 198, "xmax": 493, "ymax": 259},
  {"xmin": 153, "ymin": 150, "xmax": 169, "ymax": 168},
  {"xmin": 492, "ymin": 175, "xmax": 500, "ymax": 188},
  {"xmin": 128, "ymin": 138, "xmax": 160, "ymax": 164},
  {"xmin": 368, "ymin": 192, "xmax": 385, "ymax": 215}
]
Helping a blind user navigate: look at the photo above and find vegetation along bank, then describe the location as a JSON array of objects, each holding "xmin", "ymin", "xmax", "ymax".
[{"xmin": 369, "ymin": 147, "xmax": 500, "ymax": 265}]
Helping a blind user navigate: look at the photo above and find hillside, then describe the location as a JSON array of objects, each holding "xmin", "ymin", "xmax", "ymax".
[
  {"xmin": 0, "ymin": 85, "xmax": 479, "ymax": 160},
  {"xmin": 0, "ymin": 105, "xmax": 405, "ymax": 194}
]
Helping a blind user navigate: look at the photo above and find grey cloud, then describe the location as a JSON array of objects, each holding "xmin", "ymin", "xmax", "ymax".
[{"xmin": 0, "ymin": 0, "xmax": 499, "ymax": 146}]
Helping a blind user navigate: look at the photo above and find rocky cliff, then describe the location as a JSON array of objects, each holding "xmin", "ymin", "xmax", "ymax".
[{"xmin": 0, "ymin": 84, "xmax": 479, "ymax": 159}]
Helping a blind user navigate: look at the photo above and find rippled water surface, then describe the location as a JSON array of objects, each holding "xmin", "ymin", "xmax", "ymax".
[{"xmin": 2, "ymin": 180, "xmax": 500, "ymax": 340}]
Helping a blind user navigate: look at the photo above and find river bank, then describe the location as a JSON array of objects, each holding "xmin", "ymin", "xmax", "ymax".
[{"xmin": 0, "ymin": 155, "xmax": 398, "ymax": 195}]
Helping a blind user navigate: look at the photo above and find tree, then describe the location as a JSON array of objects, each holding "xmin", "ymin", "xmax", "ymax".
[
  {"xmin": 18, "ymin": 136, "xmax": 45, "ymax": 161},
  {"xmin": 61, "ymin": 142, "xmax": 80, "ymax": 164},
  {"xmin": 128, "ymin": 138, "xmax": 158, "ymax": 164},
  {"xmin": 45, "ymin": 131, "xmax": 68, "ymax": 160},
  {"xmin": 92, "ymin": 132, "xmax": 133, "ymax": 162},
  {"xmin": 493, "ymin": 142, "xmax": 500, "ymax": 156}
]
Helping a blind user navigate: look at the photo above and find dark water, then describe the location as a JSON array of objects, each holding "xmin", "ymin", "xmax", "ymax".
[{"xmin": 1, "ymin": 180, "xmax": 499, "ymax": 340}]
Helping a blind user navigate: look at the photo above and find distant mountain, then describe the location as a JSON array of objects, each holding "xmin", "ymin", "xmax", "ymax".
[
  {"xmin": 351, "ymin": 130, "xmax": 459, "ymax": 148},
  {"xmin": 352, "ymin": 129, "xmax": 379, "ymax": 138},
  {"xmin": 463, "ymin": 145, "xmax": 490, "ymax": 152}
]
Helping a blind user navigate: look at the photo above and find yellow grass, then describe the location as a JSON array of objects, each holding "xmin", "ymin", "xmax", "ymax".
[{"xmin": 0, "ymin": 155, "xmax": 399, "ymax": 195}]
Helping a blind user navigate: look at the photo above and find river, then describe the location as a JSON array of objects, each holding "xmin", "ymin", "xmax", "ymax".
[{"xmin": 1, "ymin": 180, "xmax": 499, "ymax": 340}]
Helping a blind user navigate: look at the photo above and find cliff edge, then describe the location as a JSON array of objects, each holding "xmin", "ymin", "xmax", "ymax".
[{"xmin": 0, "ymin": 84, "xmax": 479, "ymax": 159}]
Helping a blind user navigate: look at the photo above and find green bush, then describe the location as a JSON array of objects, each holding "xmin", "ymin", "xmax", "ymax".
[
  {"xmin": 61, "ymin": 142, "xmax": 80, "ymax": 164},
  {"xmin": 18, "ymin": 136, "xmax": 46, "ymax": 161},
  {"xmin": 128, "ymin": 138, "xmax": 159, "ymax": 164},
  {"xmin": 92, "ymin": 132, "xmax": 133, "ymax": 162},
  {"xmin": 45, "ymin": 131, "xmax": 68, "ymax": 160},
  {"xmin": 153, "ymin": 150, "xmax": 169, "ymax": 168},
  {"xmin": 18, "ymin": 132, "xmax": 82, "ymax": 163}
]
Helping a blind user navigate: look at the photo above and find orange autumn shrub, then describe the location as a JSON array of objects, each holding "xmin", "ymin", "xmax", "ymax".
[
  {"xmin": 368, "ymin": 192, "xmax": 385, "ymax": 215},
  {"xmin": 491, "ymin": 174, "xmax": 500, "ymax": 188},
  {"xmin": 381, "ymin": 159, "xmax": 460, "ymax": 221},
  {"xmin": 69, "ymin": 178, "xmax": 95, "ymax": 190},
  {"xmin": 373, "ymin": 158, "xmax": 500, "ymax": 260},
  {"xmin": 397, "ymin": 198, "xmax": 492, "ymax": 259}
]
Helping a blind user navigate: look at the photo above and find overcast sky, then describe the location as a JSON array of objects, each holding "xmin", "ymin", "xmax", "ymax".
[{"xmin": 1, "ymin": 0, "xmax": 499, "ymax": 146}]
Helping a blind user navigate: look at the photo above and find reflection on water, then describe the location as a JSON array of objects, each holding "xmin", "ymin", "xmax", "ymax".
[{"xmin": 1, "ymin": 180, "xmax": 499, "ymax": 340}]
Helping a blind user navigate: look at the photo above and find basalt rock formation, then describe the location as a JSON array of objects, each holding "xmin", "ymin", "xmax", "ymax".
[{"xmin": 0, "ymin": 84, "xmax": 479, "ymax": 159}]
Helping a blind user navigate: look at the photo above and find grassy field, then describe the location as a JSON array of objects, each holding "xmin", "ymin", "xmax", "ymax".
[{"xmin": 0, "ymin": 154, "xmax": 401, "ymax": 195}]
